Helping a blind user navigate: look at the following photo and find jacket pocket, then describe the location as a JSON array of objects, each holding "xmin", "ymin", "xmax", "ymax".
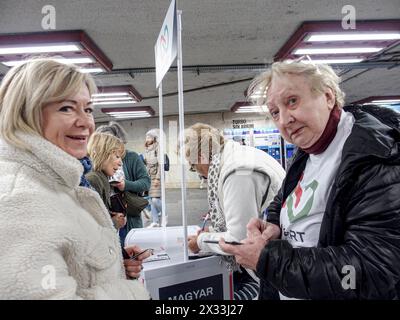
[{"xmin": 85, "ymin": 228, "xmax": 119, "ymax": 270}]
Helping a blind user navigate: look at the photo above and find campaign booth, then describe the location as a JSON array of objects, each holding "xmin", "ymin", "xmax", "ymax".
[{"xmin": 125, "ymin": 226, "xmax": 232, "ymax": 300}]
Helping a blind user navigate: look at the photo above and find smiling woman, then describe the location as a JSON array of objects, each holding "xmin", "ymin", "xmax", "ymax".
[
  {"xmin": 0, "ymin": 58, "xmax": 150, "ymax": 300},
  {"xmin": 41, "ymin": 85, "xmax": 95, "ymax": 159}
]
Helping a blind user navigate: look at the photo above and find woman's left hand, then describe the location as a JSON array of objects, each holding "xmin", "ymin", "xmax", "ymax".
[{"xmin": 123, "ymin": 245, "xmax": 151, "ymax": 279}]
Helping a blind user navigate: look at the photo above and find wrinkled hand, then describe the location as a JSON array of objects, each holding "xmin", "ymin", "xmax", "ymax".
[
  {"xmin": 247, "ymin": 218, "xmax": 281, "ymax": 241},
  {"xmin": 188, "ymin": 235, "xmax": 200, "ymax": 253},
  {"xmin": 111, "ymin": 212, "xmax": 126, "ymax": 229},
  {"xmin": 115, "ymin": 179, "xmax": 125, "ymax": 191},
  {"xmin": 123, "ymin": 245, "xmax": 152, "ymax": 279},
  {"xmin": 219, "ymin": 236, "xmax": 267, "ymax": 270}
]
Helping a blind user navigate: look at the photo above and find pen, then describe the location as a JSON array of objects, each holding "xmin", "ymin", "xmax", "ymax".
[
  {"xmin": 131, "ymin": 248, "xmax": 153, "ymax": 260},
  {"xmin": 201, "ymin": 212, "xmax": 210, "ymax": 231},
  {"xmin": 122, "ymin": 248, "xmax": 153, "ymax": 260},
  {"xmin": 203, "ymin": 240, "xmax": 243, "ymax": 245}
]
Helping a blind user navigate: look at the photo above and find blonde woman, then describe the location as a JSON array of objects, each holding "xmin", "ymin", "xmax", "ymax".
[
  {"xmin": 183, "ymin": 123, "xmax": 286, "ymax": 300},
  {"xmin": 86, "ymin": 132, "xmax": 127, "ymax": 231},
  {"xmin": 0, "ymin": 59, "xmax": 149, "ymax": 299}
]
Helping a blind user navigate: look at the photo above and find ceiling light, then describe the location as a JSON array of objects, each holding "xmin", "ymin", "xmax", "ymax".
[
  {"xmin": 101, "ymin": 106, "xmax": 155, "ymax": 119},
  {"xmin": 231, "ymin": 102, "xmax": 268, "ymax": 113},
  {"xmin": 0, "ymin": 44, "xmax": 81, "ymax": 55},
  {"xmin": 93, "ymin": 100, "xmax": 137, "ymax": 105},
  {"xmin": 306, "ymin": 33, "xmax": 400, "ymax": 42},
  {"xmin": 80, "ymin": 68, "xmax": 105, "ymax": 73},
  {"xmin": 303, "ymin": 58, "xmax": 363, "ymax": 64},
  {"xmin": 274, "ymin": 21, "xmax": 400, "ymax": 63},
  {"xmin": 0, "ymin": 30, "xmax": 113, "ymax": 72},
  {"xmin": 92, "ymin": 97, "xmax": 135, "ymax": 102},
  {"xmin": 94, "ymin": 85, "xmax": 142, "ymax": 104},
  {"xmin": 350, "ymin": 96, "xmax": 400, "ymax": 105},
  {"xmin": 294, "ymin": 47, "xmax": 383, "ymax": 55},
  {"xmin": 92, "ymin": 92, "xmax": 130, "ymax": 98},
  {"xmin": 371, "ymin": 99, "xmax": 400, "ymax": 104},
  {"xmin": 3, "ymin": 57, "xmax": 93, "ymax": 67}
]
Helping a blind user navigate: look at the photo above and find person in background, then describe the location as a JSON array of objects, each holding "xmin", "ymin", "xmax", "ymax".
[
  {"xmin": 220, "ymin": 59, "xmax": 400, "ymax": 300},
  {"xmin": 86, "ymin": 132, "xmax": 127, "ymax": 231},
  {"xmin": 0, "ymin": 58, "xmax": 150, "ymax": 299},
  {"xmin": 183, "ymin": 123, "xmax": 286, "ymax": 300},
  {"xmin": 95, "ymin": 122, "xmax": 151, "ymax": 240},
  {"xmin": 143, "ymin": 129, "xmax": 163, "ymax": 228}
]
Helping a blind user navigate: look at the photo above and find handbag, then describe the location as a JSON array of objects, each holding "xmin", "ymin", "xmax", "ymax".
[
  {"xmin": 110, "ymin": 192, "xmax": 127, "ymax": 214},
  {"xmin": 125, "ymin": 191, "xmax": 148, "ymax": 217}
]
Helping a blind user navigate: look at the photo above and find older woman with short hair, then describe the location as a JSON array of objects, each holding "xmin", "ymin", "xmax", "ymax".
[
  {"xmin": 0, "ymin": 59, "xmax": 149, "ymax": 299},
  {"xmin": 183, "ymin": 123, "xmax": 286, "ymax": 300},
  {"xmin": 220, "ymin": 60, "xmax": 400, "ymax": 300}
]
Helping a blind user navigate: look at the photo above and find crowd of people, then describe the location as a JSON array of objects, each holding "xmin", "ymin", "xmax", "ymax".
[{"xmin": 0, "ymin": 58, "xmax": 399, "ymax": 300}]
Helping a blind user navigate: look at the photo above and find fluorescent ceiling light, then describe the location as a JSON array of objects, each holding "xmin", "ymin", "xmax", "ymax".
[
  {"xmin": 108, "ymin": 112, "xmax": 149, "ymax": 115},
  {"xmin": 92, "ymin": 92, "xmax": 130, "ymax": 98},
  {"xmin": 112, "ymin": 114, "xmax": 151, "ymax": 118},
  {"xmin": 93, "ymin": 100, "xmax": 137, "ymax": 105},
  {"xmin": 3, "ymin": 57, "xmax": 93, "ymax": 67},
  {"xmin": 235, "ymin": 106, "xmax": 268, "ymax": 113},
  {"xmin": 0, "ymin": 44, "xmax": 80, "ymax": 55},
  {"xmin": 294, "ymin": 47, "xmax": 383, "ymax": 55},
  {"xmin": 303, "ymin": 58, "xmax": 363, "ymax": 64},
  {"xmin": 80, "ymin": 68, "xmax": 105, "ymax": 73},
  {"xmin": 236, "ymin": 110, "xmax": 263, "ymax": 113},
  {"xmin": 371, "ymin": 99, "xmax": 400, "ymax": 104},
  {"xmin": 306, "ymin": 33, "xmax": 400, "ymax": 42},
  {"xmin": 92, "ymin": 97, "xmax": 134, "ymax": 102}
]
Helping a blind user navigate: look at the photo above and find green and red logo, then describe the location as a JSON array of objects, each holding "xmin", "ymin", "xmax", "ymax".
[
  {"xmin": 160, "ymin": 25, "xmax": 169, "ymax": 53},
  {"xmin": 283, "ymin": 174, "xmax": 319, "ymax": 223}
]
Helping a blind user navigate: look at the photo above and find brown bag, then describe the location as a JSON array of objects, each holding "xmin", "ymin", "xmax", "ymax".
[{"xmin": 125, "ymin": 191, "xmax": 148, "ymax": 217}]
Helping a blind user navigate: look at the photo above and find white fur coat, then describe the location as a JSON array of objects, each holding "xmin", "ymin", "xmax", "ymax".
[{"xmin": 0, "ymin": 133, "xmax": 149, "ymax": 300}]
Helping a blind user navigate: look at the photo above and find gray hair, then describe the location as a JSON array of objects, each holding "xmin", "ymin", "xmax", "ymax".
[
  {"xmin": 183, "ymin": 123, "xmax": 225, "ymax": 165},
  {"xmin": 95, "ymin": 121, "xmax": 128, "ymax": 144},
  {"xmin": 248, "ymin": 60, "xmax": 345, "ymax": 108}
]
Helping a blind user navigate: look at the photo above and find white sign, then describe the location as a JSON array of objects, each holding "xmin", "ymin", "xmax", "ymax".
[{"xmin": 155, "ymin": 0, "xmax": 177, "ymax": 88}]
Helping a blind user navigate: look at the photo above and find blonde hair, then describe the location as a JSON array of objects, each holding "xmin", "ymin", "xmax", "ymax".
[
  {"xmin": 248, "ymin": 60, "xmax": 345, "ymax": 108},
  {"xmin": 87, "ymin": 132, "xmax": 126, "ymax": 172},
  {"xmin": 183, "ymin": 123, "xmax": 225, "ymax": 165},
  {"xmin": 0, "ymin": 58, "xmax": 97, "ymax": 149}
]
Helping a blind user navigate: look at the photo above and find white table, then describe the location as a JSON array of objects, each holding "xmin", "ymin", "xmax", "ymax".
[{"xmin": 125, "ymin": 226, "xmax": 232, "ymax": 300}]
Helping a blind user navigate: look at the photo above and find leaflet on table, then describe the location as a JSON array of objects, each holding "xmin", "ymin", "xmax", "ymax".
[{"xmin": 144, "ymin": 249, "xmax": 170, "ymax": 263}]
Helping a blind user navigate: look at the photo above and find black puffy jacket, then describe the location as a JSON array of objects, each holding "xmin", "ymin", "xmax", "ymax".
[{"xmin": 257, "ymin": 105, "xmax": 400, "ymax": 299}]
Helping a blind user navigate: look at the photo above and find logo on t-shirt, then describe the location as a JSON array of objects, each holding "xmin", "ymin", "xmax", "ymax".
[{"xmin": 283, "ymin": 174, "xmax": 319, "ymax": 223}]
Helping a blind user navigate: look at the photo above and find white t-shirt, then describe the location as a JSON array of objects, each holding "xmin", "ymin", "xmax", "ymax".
[{"xmin": 279, "ymin": 110, "xmax": 355, "ymax": 299}]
